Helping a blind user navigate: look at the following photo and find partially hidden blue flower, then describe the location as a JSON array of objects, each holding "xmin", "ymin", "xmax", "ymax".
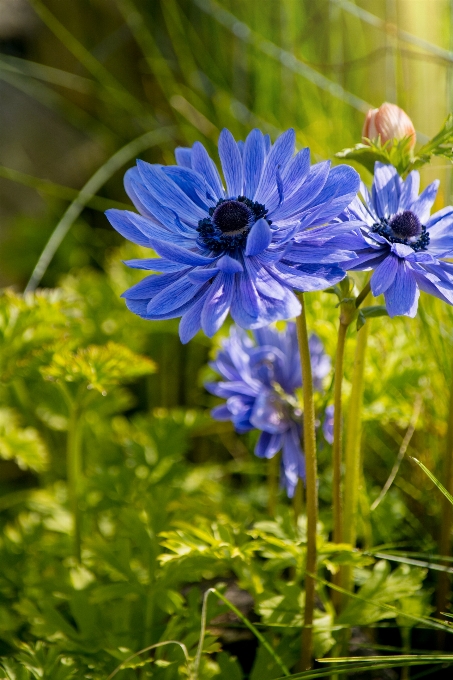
[
  {"xmin": 106, "ymin": 128, "xmax": 359, "ymax": 342},
  {"xmin": 206, "ymin": 323, "xmax": 332, "ymax": 498},
  {"xmin": 339, "ymin": 162, "xmax": 453, "ymax": 317}
]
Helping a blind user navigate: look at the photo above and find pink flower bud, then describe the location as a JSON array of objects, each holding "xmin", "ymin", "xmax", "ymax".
[{"xmin": 362, "ymin": 103, "xmax": 416, "ymax": 149}]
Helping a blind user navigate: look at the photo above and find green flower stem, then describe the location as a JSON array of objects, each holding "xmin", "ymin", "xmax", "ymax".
[
  {"xmin": 341, "ymin": 320, "xmax": 370, "ymax": 597},
  {"xmin": 436, "ymin": 366, "xmax": 453, "ymax": 637},
  {"xmin": 296, "ymin": 293, "xmax": 318, "ymax": 671},
  {"xmin": 67, "ymin": 403, "xmax": 82, "ymax": 562},
  {"xmin": 355, "ymin": 280, "xmax": 371, "ymax": 309},
  {"xmin": 331, "ymin": 320, "xmax": 348, "ymax": 611}
]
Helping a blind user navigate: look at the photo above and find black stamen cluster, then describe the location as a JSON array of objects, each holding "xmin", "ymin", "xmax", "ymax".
[
  {"xmin": 197, "ymin": 196, "xmax": 270, "ymax": 255},
  {"xmin": 371, "ymin": 212, "xmax": 430, "ymax": 252}
]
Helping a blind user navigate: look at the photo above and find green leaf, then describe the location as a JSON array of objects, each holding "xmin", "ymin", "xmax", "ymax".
[
  {"xmin": 41, "ymin": 341, "xmax": 156, "ymax": 394},
  {"xmin": 0, "ymin": 408, "xmax": 48, "ymax": 472},
  {"xmin": 336, "ymin": 560, "xmax": 426, "ymax": 627}
]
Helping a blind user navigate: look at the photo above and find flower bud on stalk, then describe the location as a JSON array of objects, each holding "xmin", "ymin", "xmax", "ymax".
[{"xmin": 363, "ymin": 102, "xmax": 416, "ymax": 149}]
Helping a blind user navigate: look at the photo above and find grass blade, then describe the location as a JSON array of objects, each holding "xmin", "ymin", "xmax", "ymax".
[{"xmin": 25, "ymin": 126, "xmax": 176, "ymax": 292}]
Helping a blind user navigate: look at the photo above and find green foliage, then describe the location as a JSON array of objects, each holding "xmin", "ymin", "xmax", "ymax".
[
  {"xmin": 41, "ymin": 342, "xmax": 156, "ymax": 396},
  {"xmin": 0, "ymin": 409, "xmax": 48, "ymax": 472}
]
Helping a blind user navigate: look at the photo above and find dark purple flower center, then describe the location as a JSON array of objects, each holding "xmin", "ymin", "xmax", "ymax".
[
  {"xmin": 371, "ymin": 210, "xmax": 430, "ymax": 252},
  {"xmin": 197, "ymin": 196, "xmax": 270, "ymax": 255},
  {"xmin": 389, "ymin": 210, "xmax": 422, "ymax": 239},
  {"xmin": 212, "ymin": 200, "xmax": 252, "ymax": 234}
]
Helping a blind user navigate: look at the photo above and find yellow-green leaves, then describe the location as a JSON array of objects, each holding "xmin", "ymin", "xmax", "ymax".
[
  {"xmin": 41, "ymin": 342, "xmax": 156, "ymax": 396},
  {"xmin": 0, "ymin": 289, "xmax": 72, "ymax": 382},
  {"xmin": 0, "ymin": 409, "xmax": 48, "ymax": 472}
]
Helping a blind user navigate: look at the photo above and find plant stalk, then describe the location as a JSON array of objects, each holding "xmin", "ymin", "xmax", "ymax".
[
  {"xmin": 436, "ymin": 365, "xmax": 453, "ymax": 641},
  {"xmin": 341, "ymin": 321, "xmax": 370, "ymax": 597},
  {"xmin": 331, "ymin": 321, "xmax": 348, "ymax": 610},
  {"xmin": 296, "ymin": 293, "xmax": 318, "ymax": 671},
  {"xmin": 67, "ymin": 403, "xmax": 82, "ymax": 562}
]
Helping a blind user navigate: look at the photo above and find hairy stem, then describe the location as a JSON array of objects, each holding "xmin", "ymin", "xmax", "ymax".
[
  {"xmin": 331, "ymin": 321, "xmax": 348, "ymax": 610},
  {"xmin": 341, "ymin": 322, "xmax": 370, "ymax": 598},
  {"xmin": 67, "ymin": 403, "xmax": 82, "ymax": 562},
  {"xmin": 296, "ymin": 293, "xmax": 318, "ymax": 671},
  {"xmin": 436, "ymin": 366, "xmax": 453, "ymax": 643}
]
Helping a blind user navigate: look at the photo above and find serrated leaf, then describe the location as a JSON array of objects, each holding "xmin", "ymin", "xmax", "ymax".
[
  {"xmin": 41, "ymin": 341, "xmax": 156, "ymax": 394},
  {"xmin": 0, "ymin": 408, "xmax": 48, "ymax": 472}
]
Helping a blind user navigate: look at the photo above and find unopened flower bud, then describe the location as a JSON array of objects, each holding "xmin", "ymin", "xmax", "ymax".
[{"xmin": 362, "ymin": 102, "xmax": 416, "ymax": 149}]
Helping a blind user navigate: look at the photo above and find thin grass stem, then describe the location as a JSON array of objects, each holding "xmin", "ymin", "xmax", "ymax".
[
  {"xmin": 296, "ymin": 293, "xmax": 318, "ymax": 671},
  {"xmin": 436, "ymin": 367, "xmax": 453, "ymax": 635},
  {"xmin": 67, "ymin": 403, "xmax": 82, "ymax": 563},
  {"xmin": 25, "ymin": 127, "xmax": 175, "ymax": 292},
  {"xmin": 331, "ymin": 321, "xmax": 348, "ymax": 611},
  {"xmin": 341, "ymin": 321, "xmax": 370, "ymax": 604}
]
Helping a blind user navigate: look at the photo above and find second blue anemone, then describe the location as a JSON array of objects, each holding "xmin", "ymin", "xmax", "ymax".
[{"xmin": 206, "ymin": 323, "xmax": 333, "ymax": 498}]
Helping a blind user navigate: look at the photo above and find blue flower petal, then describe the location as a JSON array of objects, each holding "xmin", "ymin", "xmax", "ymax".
[
  {"xmin": 384, "ymin": 260, "xmax": 419, "ymax": 317},
  {"xmin": 243, "ymin": 129, "xmax": 265, "ymax": 199},
  {"xmin": 270, "ymin": 161, "xmax": 330, "ymax": 221},
  {"xmin": 175, "ymin": 147, "xmax": 192, "ymax": 168},
  {"xmin": 123, "ymin": 271, "xmax": 186, "ymax": 300},
  {"xmin": 307, "ymin": 164, "xmax": 360, "ymax": 212},
  {"xmin": 123, "ymin": 258, "xmax": 188, "ymax": 272},
  {"xmin": 370, "ymin": 254, "xmax": 398, "ymax": 296},
  {"xmin": 254, "ymin": 128, "xmax": 295, "ymax": 205},
  {"xmin": 137, "ymin": 160, "xmax": 207, "ymax": 223},
  {"xmin": 217, "ymin": 254, "xmax": 243, "ymax": 273},
  {"xmin": 187, "ymin": 268, "xmax": 219, "ymax": 283},
  {"xmin": 148, "ymin": 238, "xmax": 218, "ymax": 266},
  {"xmin": 412, "ymin": 268, "xmax": 453, "ymax": 306},
  {"xmin": 231, "ymin": 273, "xmax": 260, "ymax": 321},
  {"xmin": 124, "ymin": 167, "xmax": 156, "ymax": 218},
  {"xmin": 211, "ymin": 404, "xmax": 233, "ymax": 421},
  {"xmin": 162, "ymin": 166, "xmax": 215, "ymax": 209},
  {"xmin": 191, "ymin": 141, "xmax": 224, "ymax": 199},
  {"xmin": 281, "ymin": 426, "xmax": 305, "ymax": 497},
  {"xmin": 255, "ymin": 431, "xmax": 282, "ymax": 459},
  {"xmin": 245, "ymin": 218, "xmax": 272, "ymax": 256},
  {"xmin": 218, "ymin": 128, "xmax": 243, "ymax": 197},
  {"xmin": 281, "ymin": 147, "xmax": 310, "ymax": 197},
  {"xmin": 272, "ymin": 262, "xmax": 346, "ymax": 292},
  {"xmin": 146, "ymin": 277, "xmax": 207, "ymax": 315},
  {"xmin": 399, "ymin": 170, "xmax": 420, "ymax": 210},
  {"xmin": 410, "ymin": 180, "xmax": 439, "ymax": 223},
  {"xmin": 106, "ymin": 209, "xmax": 151, "ymax": 247},
  {"xmin": 127, "ymin": 178, "xmax": 197, "ymax": 238},
  {"xmin": 201, "ymin": 272, "xmax": 234, "ymax": 336},
  {"xmin": 372, "ymin": 162, "xmax": 401, "ymax": 218},
  {"xmin": 178, "ymin": 290, "xmax": 208, "ymax": 343}
]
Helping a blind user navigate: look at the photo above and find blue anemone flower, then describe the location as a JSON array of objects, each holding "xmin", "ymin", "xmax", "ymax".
[
  {"xmin": 339, "ymin": 162, "xmax": 453, "ymax": 317},
  {"xmin": 106, "ymin": 128, "xmax": 359, "ymax": 342},
  {"xmin": 206, "ymin": 323, "xmax": 332, "ymax": 498}
]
